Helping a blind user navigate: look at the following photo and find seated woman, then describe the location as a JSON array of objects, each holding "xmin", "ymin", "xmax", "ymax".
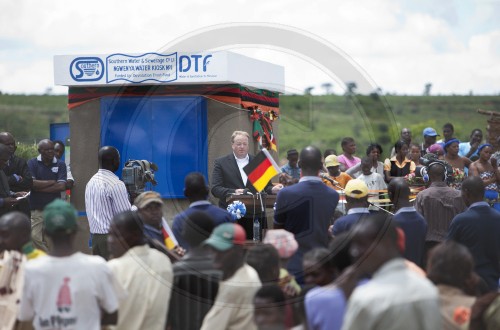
[
  {"xmin": 346, "ymin": 143, "xmax": 385, "ymax": 178},
  {"xmin": 443, "ymin": 138, "xmax": 471, "ymax": 190},
  {"xmin": 408, "ymin": 143, "xmax": 424, "ymax": 166},
  {"xmin": 384, "ymin": 140, "xmax": 416, "ymax": 183},
  {"xmin": 469, "ymin": 144, "xmax": 500, "ymax": 201}
]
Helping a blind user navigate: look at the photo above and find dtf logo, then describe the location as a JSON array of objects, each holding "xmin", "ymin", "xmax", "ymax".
[{"xmin": 179, "ymin": 54, "xmax": 212, "ymax": 72}]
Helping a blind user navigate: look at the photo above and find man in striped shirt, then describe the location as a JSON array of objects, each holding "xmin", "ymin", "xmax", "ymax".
[{"xmin": 85, "ymin": 146, "xmax": 131, "ymax": 260}]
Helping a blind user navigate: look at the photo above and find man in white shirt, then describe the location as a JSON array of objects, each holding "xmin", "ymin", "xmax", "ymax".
[
  {"xmin": 18, "ymin": 199, "xmax": 119, "ymax": 330},
  {"xmin": 107, "ymin": 210, "xmax": 173, "ymax": 330},
  {"xmin": 201, "ymin": 223, "xmax": 262, "ymax": 330},
  {"xmin": 85, "ymin": 146, "xmax": 131, "ymax": 260},
  {"xmin": 341, "ymin": 213, "xmax": 441, "ymax": 330}
]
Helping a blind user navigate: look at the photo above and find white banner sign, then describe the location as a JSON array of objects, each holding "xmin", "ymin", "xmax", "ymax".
[{"xmin": 54, "ymin": 51, "xmax": 284, "ymax": 92}]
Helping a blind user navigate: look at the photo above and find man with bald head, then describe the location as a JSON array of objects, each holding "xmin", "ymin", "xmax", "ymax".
[
  {"xmin": 0, "ymin": 211, "xmax": 45, "ymax": 259},
  {"xmin": 0, "ymin": 132, "xmax": 33, "ymax": 216},
  {"xmin": 415, "ymin": 162, "xmax": 465, "ymax": 265},
  {"xmin": 274, "ymin": 146, "xmax": 339, "ymax": 284},
  {"xmin": 341, "ymin": 213, "xmax": 440, "ymax": 330},
  {"xmin": 388, "ymin": 178, "xmax": 427, "ymax": 267},
  {"xmin": 85, "ymin": 146, "xmax": 131, "ymax": 260},
  {"xmin": 27, "ymin": 139, "xmax": 67, "ymax": 251}
]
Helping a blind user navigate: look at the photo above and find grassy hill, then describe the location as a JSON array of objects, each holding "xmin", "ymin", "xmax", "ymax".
[
  {"xmin": 1, "ymin": 93, "xmax": 499, "ymax": 161},
  {"xmin": 0, "ymin": 94, "xmax": 68, "ymax": 144},
  {"xmin": 279, "ymin": 94, "xmax": 500, "ymax": 161}
]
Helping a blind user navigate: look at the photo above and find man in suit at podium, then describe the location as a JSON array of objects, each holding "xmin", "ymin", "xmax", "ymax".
[{"xmin": 211, "ymin": 131, "xmax": 281, "ymax": 238}]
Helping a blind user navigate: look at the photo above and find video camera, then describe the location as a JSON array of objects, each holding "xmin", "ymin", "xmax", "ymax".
[
  {"xmin": 122, "ymin": 159, "xmax": 158, "ymax": 196},
  {"xmin": 414, "ymin": 154, "xmax": 453, "ymax": 185}
]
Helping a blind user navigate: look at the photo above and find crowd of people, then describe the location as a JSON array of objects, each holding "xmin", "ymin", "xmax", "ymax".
[{"xmin": 0, "ymin": 124, "xmax": 500, "ymax": 329}]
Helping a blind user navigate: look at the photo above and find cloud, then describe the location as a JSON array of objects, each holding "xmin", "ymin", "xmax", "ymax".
[{"xmin": 0, "ymin": 0, "xmax": 498, "ymax": 95}]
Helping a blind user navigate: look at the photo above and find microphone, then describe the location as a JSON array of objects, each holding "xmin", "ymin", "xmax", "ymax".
[
  {"xmin": 320, "ymin": 174, "xmax": 344, "ymax": 191},
  {"xmin": 320, "ymin": 173, "xmax": 339, "ymax": 186}
]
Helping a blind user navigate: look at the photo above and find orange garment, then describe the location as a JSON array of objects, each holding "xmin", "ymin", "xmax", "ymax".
[{"xmin": 322, "ymin": 172, "xmax": 352, "ymax": 191}]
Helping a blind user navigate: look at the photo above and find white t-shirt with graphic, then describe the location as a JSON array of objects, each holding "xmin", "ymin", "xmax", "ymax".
[
  {"xmin": 19, "ymin": 252, "xmax": 119, "ymax": 330},
  {"xmin": 358, "ymin": 172, "xmax": 387, "ymax": 191}
]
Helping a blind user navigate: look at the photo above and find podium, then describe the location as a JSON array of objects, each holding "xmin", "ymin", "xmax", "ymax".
[{"xmin": 226, "ymin": 194, "xmax": 277, "ymax": 240}]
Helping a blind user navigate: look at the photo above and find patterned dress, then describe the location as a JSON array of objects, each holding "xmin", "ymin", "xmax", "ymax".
[
  {"xmin": 450, "ymin": 167, "xmax": 466, "ymax": 190},
  {"xmin": 480, "ymin": 171, "xmax": 499, "ymax": 200}
]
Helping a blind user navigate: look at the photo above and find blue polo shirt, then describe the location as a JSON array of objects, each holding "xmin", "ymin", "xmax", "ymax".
[{"xmin": 27, "ymin": 156, "xmax": 67, "ymax": 210}]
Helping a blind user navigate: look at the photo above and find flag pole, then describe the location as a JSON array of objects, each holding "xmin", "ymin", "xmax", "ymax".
[{"xmin": 262, "ymin": 148, "xmax": 282, "ymax": 174}]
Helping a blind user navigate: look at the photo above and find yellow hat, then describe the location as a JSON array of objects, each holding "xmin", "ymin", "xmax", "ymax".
[
  {"xmin": 344, "ymin": 179, "xmax": 369, "ymax": 198},
  {"xmin": 324, "ymin": 155, "xmax": 340, "ymax": 167}
]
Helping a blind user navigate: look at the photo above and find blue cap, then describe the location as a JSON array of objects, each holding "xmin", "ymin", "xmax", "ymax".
[{"xmin": 423, "ymin": 127, "xmax": 439, "ymax": 137}]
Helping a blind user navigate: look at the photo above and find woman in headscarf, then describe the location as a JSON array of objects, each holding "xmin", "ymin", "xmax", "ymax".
[
  {"xmin": 443, "ymin": 138, "xmax": 471, "ymax": 190},
  {"xmin": 469, "ymin": 144, "xmax": 500, "ymax": 201}
]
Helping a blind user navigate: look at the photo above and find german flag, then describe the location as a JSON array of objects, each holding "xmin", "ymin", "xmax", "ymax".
[
  {"xmin": 161, "ymin": 218, "xmax": 177, "ymax": 250},
  {"xmin": 244, "ymin": 149, "xmax": 281, "ymax": 192}
]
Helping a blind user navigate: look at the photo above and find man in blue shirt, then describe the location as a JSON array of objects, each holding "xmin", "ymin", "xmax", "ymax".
[
  {"xmin": 274, "ymin": 146, "xmax": 339, "ymax": 284},
  {"xmin": 281, "ymin": 149, "xmax": 301, "ymax": 180},
  {"xmin": 331, "ymin": 179, "xmax": 370, "ymax": 237},
  {"xmin": 459, "ymin": 128, "xmax": 483, "ymax": 160},
  {"xmin": 448, "ymin": 176, "xmax": 500, "ymax": 292},
  {"xmin": 388, "ymin": 178, "xmax": 427, "ymax": 268},
  {"xmin": 173, "ymin": 172, "xmax": 232, "ymax": 251},
  {"xmin": 27, "ymin": 139, "xmax": 67, "ymax": 251}
]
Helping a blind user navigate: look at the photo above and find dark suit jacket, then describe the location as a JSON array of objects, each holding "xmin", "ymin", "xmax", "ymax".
[
  {"xmin": 211, "ymin": 153, "xmax": 273, "ymax": 208},
  {"xmin": 3, "ymin": 155, "xmax": 33, "ymax": 192},
  {"xmin": 448, "ymin": 204, "xmax": 500, "ymax": 291},
  {"xmin": 0, "ymin": 171, "xmax": 12, "ymax": 216}
]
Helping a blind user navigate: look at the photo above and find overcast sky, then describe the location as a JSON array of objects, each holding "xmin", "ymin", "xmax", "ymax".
[{"xmin": 1, "ymin": 0, "xmax": 499, "ymax": 95}]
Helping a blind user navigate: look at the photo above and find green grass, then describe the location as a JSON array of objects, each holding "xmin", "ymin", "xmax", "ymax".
[
  {"xmin": 0, "ymin": 93, "xmax": 499, "ymax": 163},
  {"xmin": 278, "ymin": 94, "xmax": 499, "ymax": 161},
  {"xmin": 0, "ymin": 94, "xmax": 68, "ymax": 144}
]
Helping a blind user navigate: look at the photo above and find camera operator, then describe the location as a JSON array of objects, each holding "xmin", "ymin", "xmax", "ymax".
[{"xmin": 415, "ymin": 159, "xmax": 466, "ymax": 267}]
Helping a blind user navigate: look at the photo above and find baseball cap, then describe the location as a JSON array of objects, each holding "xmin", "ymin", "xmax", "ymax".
[
  {"xmin": 134, "ymin": 191, "xmax": 164, "ymax": 209},
  {"xmin": 43, "ymin": 199, "xmax": 77, "ymax": 234},
  {"xmin": 344, "ymin": 179, "xmax": 369, "ymax": 198},
  {"xmin": 204, "ymin": 223, "xmax": 246, "ymax": 251},
  {"xmin": 423, "ymin": 127, "xmax": 439, "ymax": 137},
  {"xmin": 324, "ymin": 155, "xmax": 340, "ymax": 167},
  {"xmin": 287, "ymin": 149, "xmax": 298, "ymax": 157},
  {"xmin": 263, "ymin": 229, "xmax": 298, "ymax": 259}
]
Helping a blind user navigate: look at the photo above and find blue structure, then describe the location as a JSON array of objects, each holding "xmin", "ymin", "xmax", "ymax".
[{"xmin": 100, "ymin": 96, "xmax": 207, "ymax": 198}]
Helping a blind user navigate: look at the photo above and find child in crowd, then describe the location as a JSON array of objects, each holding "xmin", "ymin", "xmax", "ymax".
[
  {"xmin": 357, "ymin": 157, "xmax": 387, "ymax": 192},
  {"xmin": 263, "ymin": 229, "xmax": 301, "ymax": 296},
  {"xmin": 302, "ymin": 248, "xmax": 336, "ymax": 287},
  {"xmin": 409, "ymin": 143, "xmax": 423, "ymax": 165}
]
